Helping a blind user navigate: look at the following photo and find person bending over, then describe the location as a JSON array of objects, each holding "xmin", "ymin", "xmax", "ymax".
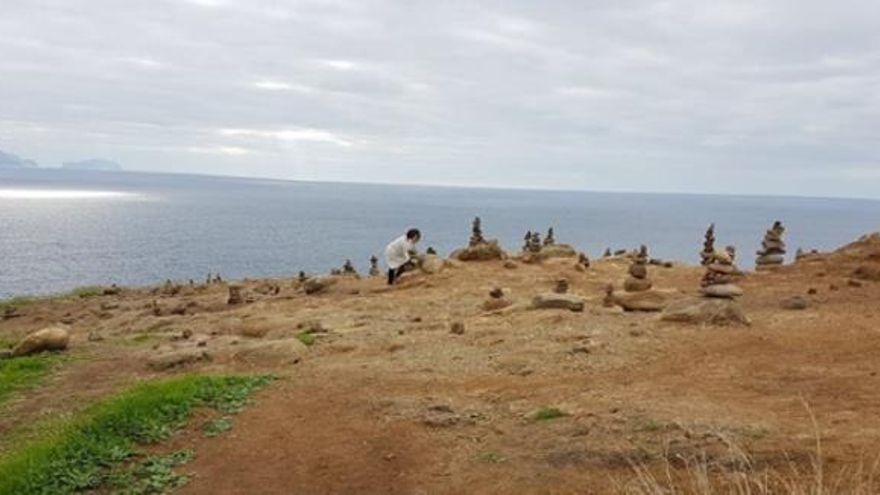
[{"xmin": 384, "ymin": 228, "xmax": 421, "ymax": 285}]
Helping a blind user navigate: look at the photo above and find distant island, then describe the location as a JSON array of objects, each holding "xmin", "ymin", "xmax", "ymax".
[
  {"xmin": 0, "ymin": 149, "xmax": 38, "ymax": 169},
  {"xmin": 61, "ymin": 159, "xmax": 123, "ymax": 172}
]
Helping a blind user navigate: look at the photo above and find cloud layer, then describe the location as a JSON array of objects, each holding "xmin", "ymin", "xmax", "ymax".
[{"xmin": 1, "ymin": 0, "xmax": 878, "ymax": 197}]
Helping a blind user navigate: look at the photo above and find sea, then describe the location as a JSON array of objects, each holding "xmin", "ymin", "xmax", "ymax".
[{"xmin": 2, "ymin": 168, "xmax": 879, "ymax": 298}]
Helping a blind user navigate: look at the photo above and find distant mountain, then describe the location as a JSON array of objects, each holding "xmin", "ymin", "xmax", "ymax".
[
  {"xmin": 0, "ymin": 149, "xmax": 39, "ymax": 169},
  {"xmin": 62, "ymin": 159, "xmax": 123, "ymax": 171}
]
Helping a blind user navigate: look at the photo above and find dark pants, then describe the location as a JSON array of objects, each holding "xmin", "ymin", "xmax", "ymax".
[{"xmin": 387, "ymin": 262, "xmax": 412, "ymax": 285}]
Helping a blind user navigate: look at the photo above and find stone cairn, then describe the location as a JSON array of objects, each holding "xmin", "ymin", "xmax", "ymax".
[
  {"xmin": 701, "ymin": 248, "xmax": 743, "ymax": 298},
  {"xmin": 700, "ymin": 223, "xmax": 716, "ymax": 266},
  {"xmin": 544, "ymin": 227, "xmax": 556, "ymax": 246},
  {"xmin": 298, "ymin": 271, "xmax": 307, "ymax": 283},
  {"xmin": 603, "ymin": 248, "xmax": 612, "ymax": 258},
  {"xmin": 522, "ymin": 231, "xmax": 542, "ymax": 253},
  {"xmin": 368, "ymin": 256, "xmax": 381, "ymax": 277},
  {"xmin": 756, "ymin": 221, "xmax": 786, "ymax": 268},
  {"xmin": 623, "ymin": 245, "xmax": 652, "ymax": 292},
  {"xmin": 554, "ymin": 278, "xmax": 569, "ymax": 294},
  {"xmin": 426, "ymin": 247, "xmax": 437, "ymax": 255},
  {"xmin": 469, "ymin": 217, "xmax": 486, "ymax": 247},
  {"xmin": 342, "ymin": 259, "xmax": 357, "ymax": 275}
]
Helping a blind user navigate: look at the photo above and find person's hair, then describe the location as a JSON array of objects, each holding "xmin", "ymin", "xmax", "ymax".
[{"xmin": 406, "ymin": 228, "xmax": 421, "ymax": 240}]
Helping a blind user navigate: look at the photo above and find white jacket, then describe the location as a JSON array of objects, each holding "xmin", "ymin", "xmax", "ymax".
[{"xmin": 384, "ymin": 235, "xmax": 414, "ymax": 269}]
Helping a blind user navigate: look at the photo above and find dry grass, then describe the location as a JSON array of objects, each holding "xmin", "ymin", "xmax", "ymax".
[{"xmin": 617, "ymin": 401, "xmax": 880, "ymax": 494}]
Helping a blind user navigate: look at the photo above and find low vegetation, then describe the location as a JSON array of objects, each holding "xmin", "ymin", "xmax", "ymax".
[
  {"xmin": 0, "ymin": 354, "xmax": 60, "ymax": 405},
  {"xmin": 0, "ymin": 374, "xmax": 273, "ymax": 494},
  {"xmin": 531, "ymin": 407, "xmax": 567, "ymax": 422}
]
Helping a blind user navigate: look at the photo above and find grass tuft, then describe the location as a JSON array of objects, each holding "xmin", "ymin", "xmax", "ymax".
[
  {"xmin": 531, "ymin": 407, "xmax": 567, "ymax": 422},
  {"xmin": 0, "ymin": 374, "xmax": 274, "ymax": 494},
  {"xmin": 296, "ymin": 332, "xmax": 316, "ymax": 346}
]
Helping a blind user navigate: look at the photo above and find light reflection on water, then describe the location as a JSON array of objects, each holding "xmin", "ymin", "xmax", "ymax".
[{"xmin": 0, "ymin": 189, "xmax": 140, "ymax": 200}]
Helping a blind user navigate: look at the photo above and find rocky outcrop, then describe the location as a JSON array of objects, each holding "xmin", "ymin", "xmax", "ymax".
[
  {"xmin": 660, "ymin": 298, "xmax": 750, "ymax": 326},
  {"xmin": 12, "ymin": 326, "xmax": 70, "ymax": 357},
  {"xmin": 609, "ymin": 290, "xmax": 669, "ymax": 312}
]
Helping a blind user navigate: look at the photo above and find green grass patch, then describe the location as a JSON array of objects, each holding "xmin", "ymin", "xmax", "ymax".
[
  {"xmin": 106, "ymin": 449, "xmax": 194, "ymax": 494},
  {"xmin": 0, "ymin": 354, "xmax": 60, "ymax": 405},
  {"xmin": 531, "ymin": 407, "xmax": 568, "ymax": 422},
  {"xmin": 296, "ymin": 332, "xmax": 316, "ymax": 346},
  {"xmin": 0, "ymin": 374, "xmax": 274, "ymax": 494},
  {"xmin": 68, "ymin": 286, "xmax": 103, "ymax": 299}
]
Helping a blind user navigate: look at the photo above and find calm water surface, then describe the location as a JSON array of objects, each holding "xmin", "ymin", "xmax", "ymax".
[{"xmin": 2, "ymin": 169, "xmax": 879, "ymax": 298}]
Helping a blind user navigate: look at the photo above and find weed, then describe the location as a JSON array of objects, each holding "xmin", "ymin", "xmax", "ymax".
[
  {"xmin": 69, "ymin": 286, "xmax": 103, "ymax": 299},
  {"xmin": 0, "ymin": 374, "xmax": 274, "ymax": 494},
  {"xmin": 532, "ymin": 407, "xmax": 567, "ymax": 422},
  {"xmin": 477, "ymin": 451, "xmax": 507, "ymax": 464},
  {"xmin": 202, "ymin": 417, "xmax": 233, "ymax": 437},
  {"xmin": 296, "ymin": 332, "xmax": 316, "ymax": 346}
]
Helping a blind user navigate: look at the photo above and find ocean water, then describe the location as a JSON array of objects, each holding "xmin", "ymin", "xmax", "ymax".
[{"xmin": 2, "ymin": 169, "xmax": 879, "ymax": 298}]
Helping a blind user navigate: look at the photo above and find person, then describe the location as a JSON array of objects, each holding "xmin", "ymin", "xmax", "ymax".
[{"xmin": 384, "ymin": 228, "xmax": 421, "ymax": 285}]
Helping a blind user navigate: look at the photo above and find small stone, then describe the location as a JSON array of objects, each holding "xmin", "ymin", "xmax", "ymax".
[
  {"xmin": 554, "ymin": 279, "xmax": 569, "ymax": 294},
  {"xmin": 503, "ymin": 260, "xmax": 518, "ymax": 269},
  {"xmin": 700, "ymin": 284, "xmax": 744, "ymax": 298},
  {"xmin": 489, "ymin": 287, "xmax": 505, "ymax": 299},
  {"xmin": 847, "ymin": 279, "xmax": 863, "ymax": 288},
  {"xmin": 227, "ymin": 285, "xmax": 244, "ymax": 305},
  {"xmin": 807, "ymin": 287, "xmax": 818, "ymax": 295},
  {"xmin": 303, "ymin": 276, "xmax": 336, "ymax": 295},
  {"xmin": 780, "ymin": 296, "xmax": 809, "ymax": 310},
  {"xmin": 450, "ymin": 321, "xmax": 465, "ymax": 335}
]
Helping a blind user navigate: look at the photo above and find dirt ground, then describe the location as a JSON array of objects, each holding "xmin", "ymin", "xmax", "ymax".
[{"xmin": 2, "ymin": 234, "xmax": 880, "ymax": 493}]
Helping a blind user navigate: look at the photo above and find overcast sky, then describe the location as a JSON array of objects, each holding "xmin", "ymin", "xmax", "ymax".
[{"xmin": 1, "ymin": 0, "xmax": 878, "ymax": 197}]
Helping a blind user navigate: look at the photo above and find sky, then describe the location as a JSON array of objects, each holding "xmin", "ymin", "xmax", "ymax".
[{"xmin": 0, "ymin": 0, "xmax": 878, "ymax": 198}]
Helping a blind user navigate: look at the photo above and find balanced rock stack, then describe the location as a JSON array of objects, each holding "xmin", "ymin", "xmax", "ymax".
[
  {"xmin": 544, "ymin": 227, "xmax": 555, "ymax": 246},
  {"xmin": 451, "ymin": 217, "xmax": 505, "ymax": 261},
  {"xmin": 701, "ymin": 249, "xmax": 744, "ymax": 298},
  {"xmin": 368, "ymin": 256, "xmax": 381, "ymax": 277},
  {"xmin": 700, "ymin": 224, "xmax": 716, "ymax": 265},
  {"xmin": 523, "ymin": 231, "xmax": 542, "ymax": 253},
  {"xmin": 342, "ymin": 259, "xmax": 358, "ymax": 275},
  {"xmin": 469, "ymin": 216, "xmax": 486, "ymax": 247},
  {"xmin": 623, "ymin": 245, "xmax": 652, "ymax": 292},
  {"xmin": 554, "ymin": 278, "xmax": 569, "ymax": 294},
  {"xmin": 755, "ymin": 221, "xmax": 786, "ymax": 268},
  {"xmin": 227, "ymin": 285, "xmax": 244, "ymax": 305},
  {"xmin": 482, "ymin": 287, "xmax": 513, "ymax": 312}
]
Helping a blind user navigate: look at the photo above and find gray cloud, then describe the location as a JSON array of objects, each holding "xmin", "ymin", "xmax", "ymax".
[{"xmin": 1, "ymin": 0, "xmax": 878, "ymax": 197}]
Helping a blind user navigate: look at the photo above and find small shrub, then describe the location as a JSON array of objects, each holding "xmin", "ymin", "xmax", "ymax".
[
  {"xmin": 0, "ymin": 354, "xmax": 59, "ymax": 404},
  {"xmin": 202, "ymin": 417, "xmax": 233, "ymax": 437},
  {"xmin": 531, "ymin": 407, "xmax": 567, "ymax": 422},
  {"xmin": 296, "ymin": 332, "xmax": 316, "ymax": 346}
]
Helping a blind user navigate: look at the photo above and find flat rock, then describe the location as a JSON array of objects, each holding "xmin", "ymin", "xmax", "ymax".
[
  {"xmin": 623, "ymin": 278, "xmax": 652, "ymax": 292},
  {"xmin": 481, "ymin": 298, "xmax": 514, "ymax": 312},
  {"xmin": 230, "ymin": 338, "xmax": 308, "ymax": 365},
  {"xmin": 611, "ymin": 290, "xmax": 669, "ymax": 312},
  {"xmin": 780, "ymin": 296, "xmax": 809, "ymax": 310},
  {"xmin": 756, "ymin": 254, "xmax": 785, "ymax": 265},
  {"xmin": 661, "ymin": 298, "xmax": 750, "ymax": 326},
  {"xmin": 531, "ymin": 293, "xmax": 585, "ymax": 312},
  {"xmin": 147, "ymin": 348, "xmax": 211, "ymax": 371},
  {"xmin": 12, "ymin": 326, "xmax": 71, "ymax": 357},
  {"xmin": 700, "ymin": 284, "xmax": 744, "ymax": 298}
]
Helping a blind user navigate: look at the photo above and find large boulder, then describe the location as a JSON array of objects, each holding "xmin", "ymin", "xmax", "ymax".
[
  {"xmin": 451, "ymin": 240, "xmax": 506, "ymax": 261},
  {"xmin": 303, "ymin": 276, "xmax": 336, "ymax": 295},
  {"xmin": 611, "ymin": 290, "xmax": 669, "ymax": 312},
  {"xmin": 660, "ymin": 298, "xmax": 750, "ymax": 326},
  {"xmin": 12, "ymin": 326, "xmax": 70, "ymax": 357},
  {"xmin": 419, "ymin": 254, "xmax": 445, "ymax": 274},
  {"xmin": 531, "ymin": 293, "xmax": 585, "ymax": 312}
]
